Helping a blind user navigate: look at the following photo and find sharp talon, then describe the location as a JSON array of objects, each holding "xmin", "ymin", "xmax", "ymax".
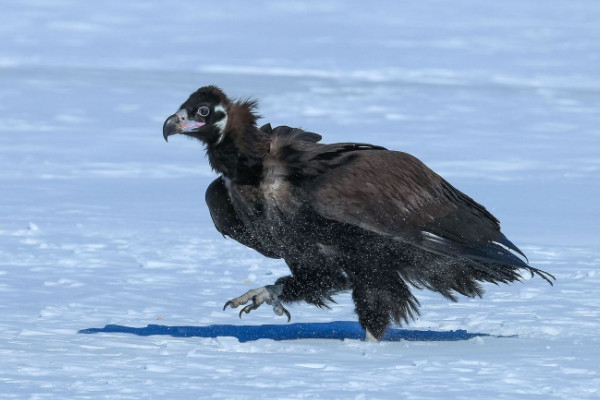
[
  {"xmin": 223, "ymin": 300, "xmax": 233, "ymax": 311},
  {"xmin": 273, "ymin": 303, "xmax": 291, "ymax": 322},
  {"xmin": 239, "ymin": 303, "xmax": 257, "ymax": 318}
]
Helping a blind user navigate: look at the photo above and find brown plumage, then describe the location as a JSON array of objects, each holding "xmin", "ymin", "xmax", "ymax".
[{"xmin": 163, "ymin": 85, "xmax": 554, "ymax": 340}]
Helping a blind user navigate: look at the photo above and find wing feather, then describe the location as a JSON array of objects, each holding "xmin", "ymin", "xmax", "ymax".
[{"xmin": 307, "ymin": 148, "xmax": 530, "ymax": 268}]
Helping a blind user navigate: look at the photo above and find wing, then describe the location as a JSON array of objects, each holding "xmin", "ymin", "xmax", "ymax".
[
  {"xmin": 205, "ymin": 177, "xmax": 280, "ymax": 258},
  {"xmin": 270, "ymin": 125, "xmax": 322, "ymax": 143},
  {"xmin": 302, "ymin": 146, "xmax": 552, "ymax": 283}
]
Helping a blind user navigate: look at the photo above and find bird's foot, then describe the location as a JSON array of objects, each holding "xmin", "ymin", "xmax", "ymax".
[
  {"xmin": 223, "ymin": 284, "xmax": 290, "ymax": 322},
  {"xmin": 365, "ymin": 330, "xmax": 379, "ymax": 342}
]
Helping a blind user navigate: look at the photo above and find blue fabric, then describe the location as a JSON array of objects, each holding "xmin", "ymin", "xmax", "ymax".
[{"xmin": 79, "ymin": 321, "xmax": 493, "ymax": 342}]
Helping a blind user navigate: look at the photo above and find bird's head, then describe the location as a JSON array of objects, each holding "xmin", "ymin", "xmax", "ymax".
[
  {"xmin": 163, "ymin": 85, "xmax": 268, "ymax": 177},
  {"xmin": 163, "ymin": 85, "xmax": 232, "ymax": 145}
]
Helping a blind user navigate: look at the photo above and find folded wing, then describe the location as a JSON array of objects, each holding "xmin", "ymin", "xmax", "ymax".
[{"xmin": 301, "ymin": 144, "xmax": 553, "ymax": 284}]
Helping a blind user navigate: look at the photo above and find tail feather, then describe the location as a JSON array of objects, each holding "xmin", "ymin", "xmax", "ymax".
[
  {"xmin": 399, "ymin": 236, "xmax": 555, "ymax": 302},
  {"xmin": 522, "ymin": 265, "xmax": 556, "ymax": 286}
]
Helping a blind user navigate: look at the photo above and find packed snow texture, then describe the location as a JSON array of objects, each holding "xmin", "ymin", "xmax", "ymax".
[{"xmin": 1, "ymin": 1, "xmax": 599, "ymax": 399}]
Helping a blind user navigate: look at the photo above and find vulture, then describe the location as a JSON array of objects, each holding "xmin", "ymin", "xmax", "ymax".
[{"xmin": 163, "ymin": 85, "xmax": 554, "ymax": 341}]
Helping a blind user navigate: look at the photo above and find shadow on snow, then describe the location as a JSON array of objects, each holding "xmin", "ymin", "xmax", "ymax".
[{"xmin": 79, "ymin": 321, "xmax": 495, "ymax": 342}]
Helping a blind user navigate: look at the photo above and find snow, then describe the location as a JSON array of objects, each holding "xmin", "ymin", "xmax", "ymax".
[{"xmin": 1, "ymin": 0, "xmax": 599, "ymax": 398}]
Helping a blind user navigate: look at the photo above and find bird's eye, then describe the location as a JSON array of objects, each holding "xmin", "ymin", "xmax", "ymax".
[{"xmin": 197, "ymin": 106, "xmax": 210, "ymax": 118}]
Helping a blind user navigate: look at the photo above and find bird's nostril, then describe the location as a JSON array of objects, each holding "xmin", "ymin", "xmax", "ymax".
[{"xmin": 175, "ymin": 109, "xmax": 189, "ymax": 122}]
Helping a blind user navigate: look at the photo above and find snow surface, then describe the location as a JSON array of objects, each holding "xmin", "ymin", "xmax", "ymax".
[{"xmin": 1, "ymin": 0, "xmax": 600, "ymax": 398}]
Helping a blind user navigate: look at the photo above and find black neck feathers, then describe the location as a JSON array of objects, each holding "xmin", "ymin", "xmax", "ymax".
[{"xmin": 206, "ymin": 100, "xmax": 270, "ymax": 185}]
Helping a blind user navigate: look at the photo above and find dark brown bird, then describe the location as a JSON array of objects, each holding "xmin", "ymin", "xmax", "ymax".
[{"xmin": 163, "ymin": 85, "xmax": 554, "ymax": 341}]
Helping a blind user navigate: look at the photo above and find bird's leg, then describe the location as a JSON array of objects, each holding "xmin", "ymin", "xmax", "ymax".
[
  {"xmin": 351, "ymin": 278, "xmax": 421, "ymax": 341},
  {"xmin": 223, "ymin": 284, "xmax": 290, "ymax": 322}
]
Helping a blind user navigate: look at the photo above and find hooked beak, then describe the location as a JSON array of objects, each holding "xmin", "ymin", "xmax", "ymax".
[
  {"xmin": 162, "ymin": 114, "xmax": 179, "ymax": 142},
  {"xmin": 163, "ymin": 109, "xmax": 206, "ymax": 142}
]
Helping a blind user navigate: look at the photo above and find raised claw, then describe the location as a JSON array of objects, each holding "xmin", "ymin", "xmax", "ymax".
[{"xmin": 222, "ymin": 284, "xmax": 291, "ymax": 322}]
